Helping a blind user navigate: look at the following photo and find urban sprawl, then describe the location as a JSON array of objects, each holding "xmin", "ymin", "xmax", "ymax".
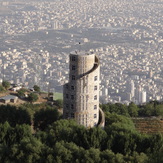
[{"xmin": 0, "ymin": 0, "xmax": 162, "ymax": 104}]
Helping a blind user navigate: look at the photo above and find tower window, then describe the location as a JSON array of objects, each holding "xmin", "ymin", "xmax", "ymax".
[
  {"xmin": 66, "ymin": 104, "xmax": 69, "ymax": 108},
  {"xmin": 94, "ymin": 95, "xmax": 97, "ymax": 100},
  {"xmin": 72, "ymin": 65, "xmax": 76, "ymax": 70},
  {"xmin": 72, "ymin": 75, "xmax": 75, "ymax": 80},
  {"xmin": 71, "ymin": 113, "xmax": 74, "ymax": 118},
  {"xmin": 71, "ymin": 104, "xmax": 74, "ymax": 110},
  {"xmin": 94, "ymin": 76, "xmax": 98, "ymax": 81},
  {"xmin": 94, "ymin": 114, "xmax": 97, "ymax": 118},
  {"xmin": 71, "ymin": 95, "xmax": 74, "ymax": 100},
  {"xmin": 66, "ymin": 113, "xmax": 68, "ymax": 117},
  {"xmin": 72, "ymin": 56, "xmax": 76, "ymax": 61},
  {"xmin": 66, "ymin": 94, "xmax": 69, "ymax": 99},
  {"xmin": 94, "ymin": 105, "xmax": 97, "ymax": 110},
  {"xmin": 94, "ymin": 85, "xmax": 97, "ymax": 90},
  {"xmin": 65, "ymin": 84, "xmax": 69, "ymax": 89},
  {"xmin": 71, "ymin": 86, "xmax": 75, "ymax": 90}
]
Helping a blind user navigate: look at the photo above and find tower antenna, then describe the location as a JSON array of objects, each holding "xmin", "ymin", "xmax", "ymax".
[{"xmin": 79, "ymin": 42, "xmax": 81, "ymax": 52}]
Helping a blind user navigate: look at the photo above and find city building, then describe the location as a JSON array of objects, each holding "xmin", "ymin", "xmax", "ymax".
[
  {"xmin": 126, "ymin": 80, "xmax": 135, "ymax": 100},
  {"xmin": 63, "ymin": 51, "xmax": 102, "ymax": 127}
]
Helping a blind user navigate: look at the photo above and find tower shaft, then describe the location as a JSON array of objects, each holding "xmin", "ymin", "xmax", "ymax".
[{"xmin": 63, "ymin": 52, "xmax": 100, "ymax": 127}]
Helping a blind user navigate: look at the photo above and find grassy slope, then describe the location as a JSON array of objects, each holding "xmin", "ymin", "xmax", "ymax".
[{"xmin": 133, "ymin": 118, "xmax": 163, "ymax": 134}]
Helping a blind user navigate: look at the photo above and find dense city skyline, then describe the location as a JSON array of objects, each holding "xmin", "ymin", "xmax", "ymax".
[{"xmin": 0, "ymin": 0, "xmax": 162, "ymax": 104}]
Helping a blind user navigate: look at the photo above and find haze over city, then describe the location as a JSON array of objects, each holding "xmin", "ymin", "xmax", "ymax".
[
  {"xmin": 1, "ymin": 0, "xmax": 163, "ymax": 162},
  {"xmin": 0, "ymin": 0, "xmax": 162, "ymax": 104}
]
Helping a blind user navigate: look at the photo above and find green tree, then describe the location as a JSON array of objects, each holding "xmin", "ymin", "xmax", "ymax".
[
  {"xmin": 123, "ymin": 152, "xmax": 148, "ymax": 163},
  {"xmin": 104, "ymin": 113, "xmax": 139, "ymax": 154},
  {"xmin": 104, "ymin": 112, "xmax": 135, "ymax": 130},
  {"xmin": 148, "ymin": 145, "xmax": 163, "ymax": 163},
  {"xmin": 82, "ymin": 148, "xmax": 101, "ymax": 163},
  {"xmin": 53, "ymin": 141, "xmax": 73, "ymax": 162},
  {"xmin": 139, "ymin": 103, "xmax": 154, "ymax": 117},
  {"xmin": 0, "ymin": 122, "xmax": 11, "ymax": 144},
  {"xmin": 101, "ymin": 103, "xmax": 128, "ymax": 116},
  {"xmin": 10, "ymin": 137, "xmax": 43, "ymax": 163},
  {"xmin": 34, "ymin": 106, "xmax": 60, "ymax": 131},
  {"xmin": 45, "ymin": 119, "xmax": 84, "ymax": 146},
  {"xmin": 154, "ymin": 104, "xmax": 163, "ymax": 117},
  {"xmin": 100, "ymin": 150, "xmax": 116, "ymax": 163},
  {"xmin": 33, "ymin": 85, "xmax": 40, "ymax": 93},
  {"xmin": 0, "ymin": 85, "xmax": 5, "ymax": 92},
  {"xmin": 28, "ymin": 93, "xmax": 38, "ymax": 103},
  {"xmin": 0, "ymin": 105, "xmax": 31, "ymax": 126},
  {"xmin": 75, "ymin": 127, "xmax": 107, "ymax": 150},
  {"xmin": 0, "ymin": 123, "xmax": 32, "ymax": 147},
  {"xmin": 128, "ymin": 102, "xmax": 139, "ymax": 117},
  {"xmin": 58, "ymin": 141, "xmax": 85, "ymax": 162},
  {"xmin": 55, "ymin": 99, "xmax": 63, "ymax": 108},
  {"xmin": 2, "ymin": 81, "xmax": 10, "ymax": 90},
  {"xmin": 17, "ymin": 88, "xmax": 27, "ymax": 98}
]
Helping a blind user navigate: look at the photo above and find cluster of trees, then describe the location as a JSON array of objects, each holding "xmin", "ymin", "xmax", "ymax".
[
  {"xmin": 0, "ymin": 102, "xmax": 163, "ymax": 162},
  {"xmin": 0, "ymin": 81, "xmax": 41, "ymax": 103},
  {"xmin": 17, "ymin": 88, "xmax": 39, "ymax": 103},
  {"xmin": 17, "ymin": 85, "xmax": 41, "ymax": 103},
  {"xmin": 0, "ymin": 81, "xmax": 10, "ymax": 92},
  {"xmin": 0, "ymin": 85, "xmax": 5, "ymax": 92},
  {"xmin": 0, "ymin": 103, "xmax": 61, "ymax": 129},
  {"xmin": 101, "ymin": 101, "xmax": 163, "ymax": 117}
]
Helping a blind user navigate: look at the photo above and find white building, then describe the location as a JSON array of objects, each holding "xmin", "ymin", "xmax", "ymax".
[{"xmin": 126, "ymin": 80, "xmax": 135, "ymax": 101}]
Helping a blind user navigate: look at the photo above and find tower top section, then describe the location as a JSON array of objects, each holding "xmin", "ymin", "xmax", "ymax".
[{"xmin": 70, "ymin": 50, "xmax": 94, "ymax": 56}]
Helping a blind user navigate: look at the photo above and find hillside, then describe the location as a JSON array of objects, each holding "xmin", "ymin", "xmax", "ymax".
[{"xmin": 133, "ymin": 118, "xmax": 163, "ymax": 134}]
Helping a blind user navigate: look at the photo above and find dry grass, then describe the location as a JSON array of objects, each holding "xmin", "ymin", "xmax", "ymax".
[{"xmin": 133, "ymin": 118, "xmax": 163, "ymax": 134}]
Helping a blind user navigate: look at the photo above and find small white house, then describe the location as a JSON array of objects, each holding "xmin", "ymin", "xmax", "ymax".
[{"xmin": 0, "ymin": 95, "xmax": 18, "ymax": 104}]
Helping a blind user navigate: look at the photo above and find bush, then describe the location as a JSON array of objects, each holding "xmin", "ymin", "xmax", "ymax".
[
  {"xmin": 28, "ymin": 93, "xmax": 38, "ymax": 103},
  {"xmin": 2, "ymin": 81, "xmax": 10, "ymax": 90},
  {"xmin": 0, "ymin": 85, "xmax": 5, "ymax": 92}
]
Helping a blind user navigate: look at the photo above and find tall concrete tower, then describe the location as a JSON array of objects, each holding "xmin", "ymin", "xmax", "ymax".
[{"xmin": 63, "ymin": 51, "xmax": 100, "ymax": 127}]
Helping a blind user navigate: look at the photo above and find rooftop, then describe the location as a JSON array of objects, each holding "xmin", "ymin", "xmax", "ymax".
[
  {"xmin": 70, "ymin": 50, "xmax": 94, "ymax": 56},
  {"xmin": 0, "ymin": 95, "xmax": 18, "ymax": 100}
]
